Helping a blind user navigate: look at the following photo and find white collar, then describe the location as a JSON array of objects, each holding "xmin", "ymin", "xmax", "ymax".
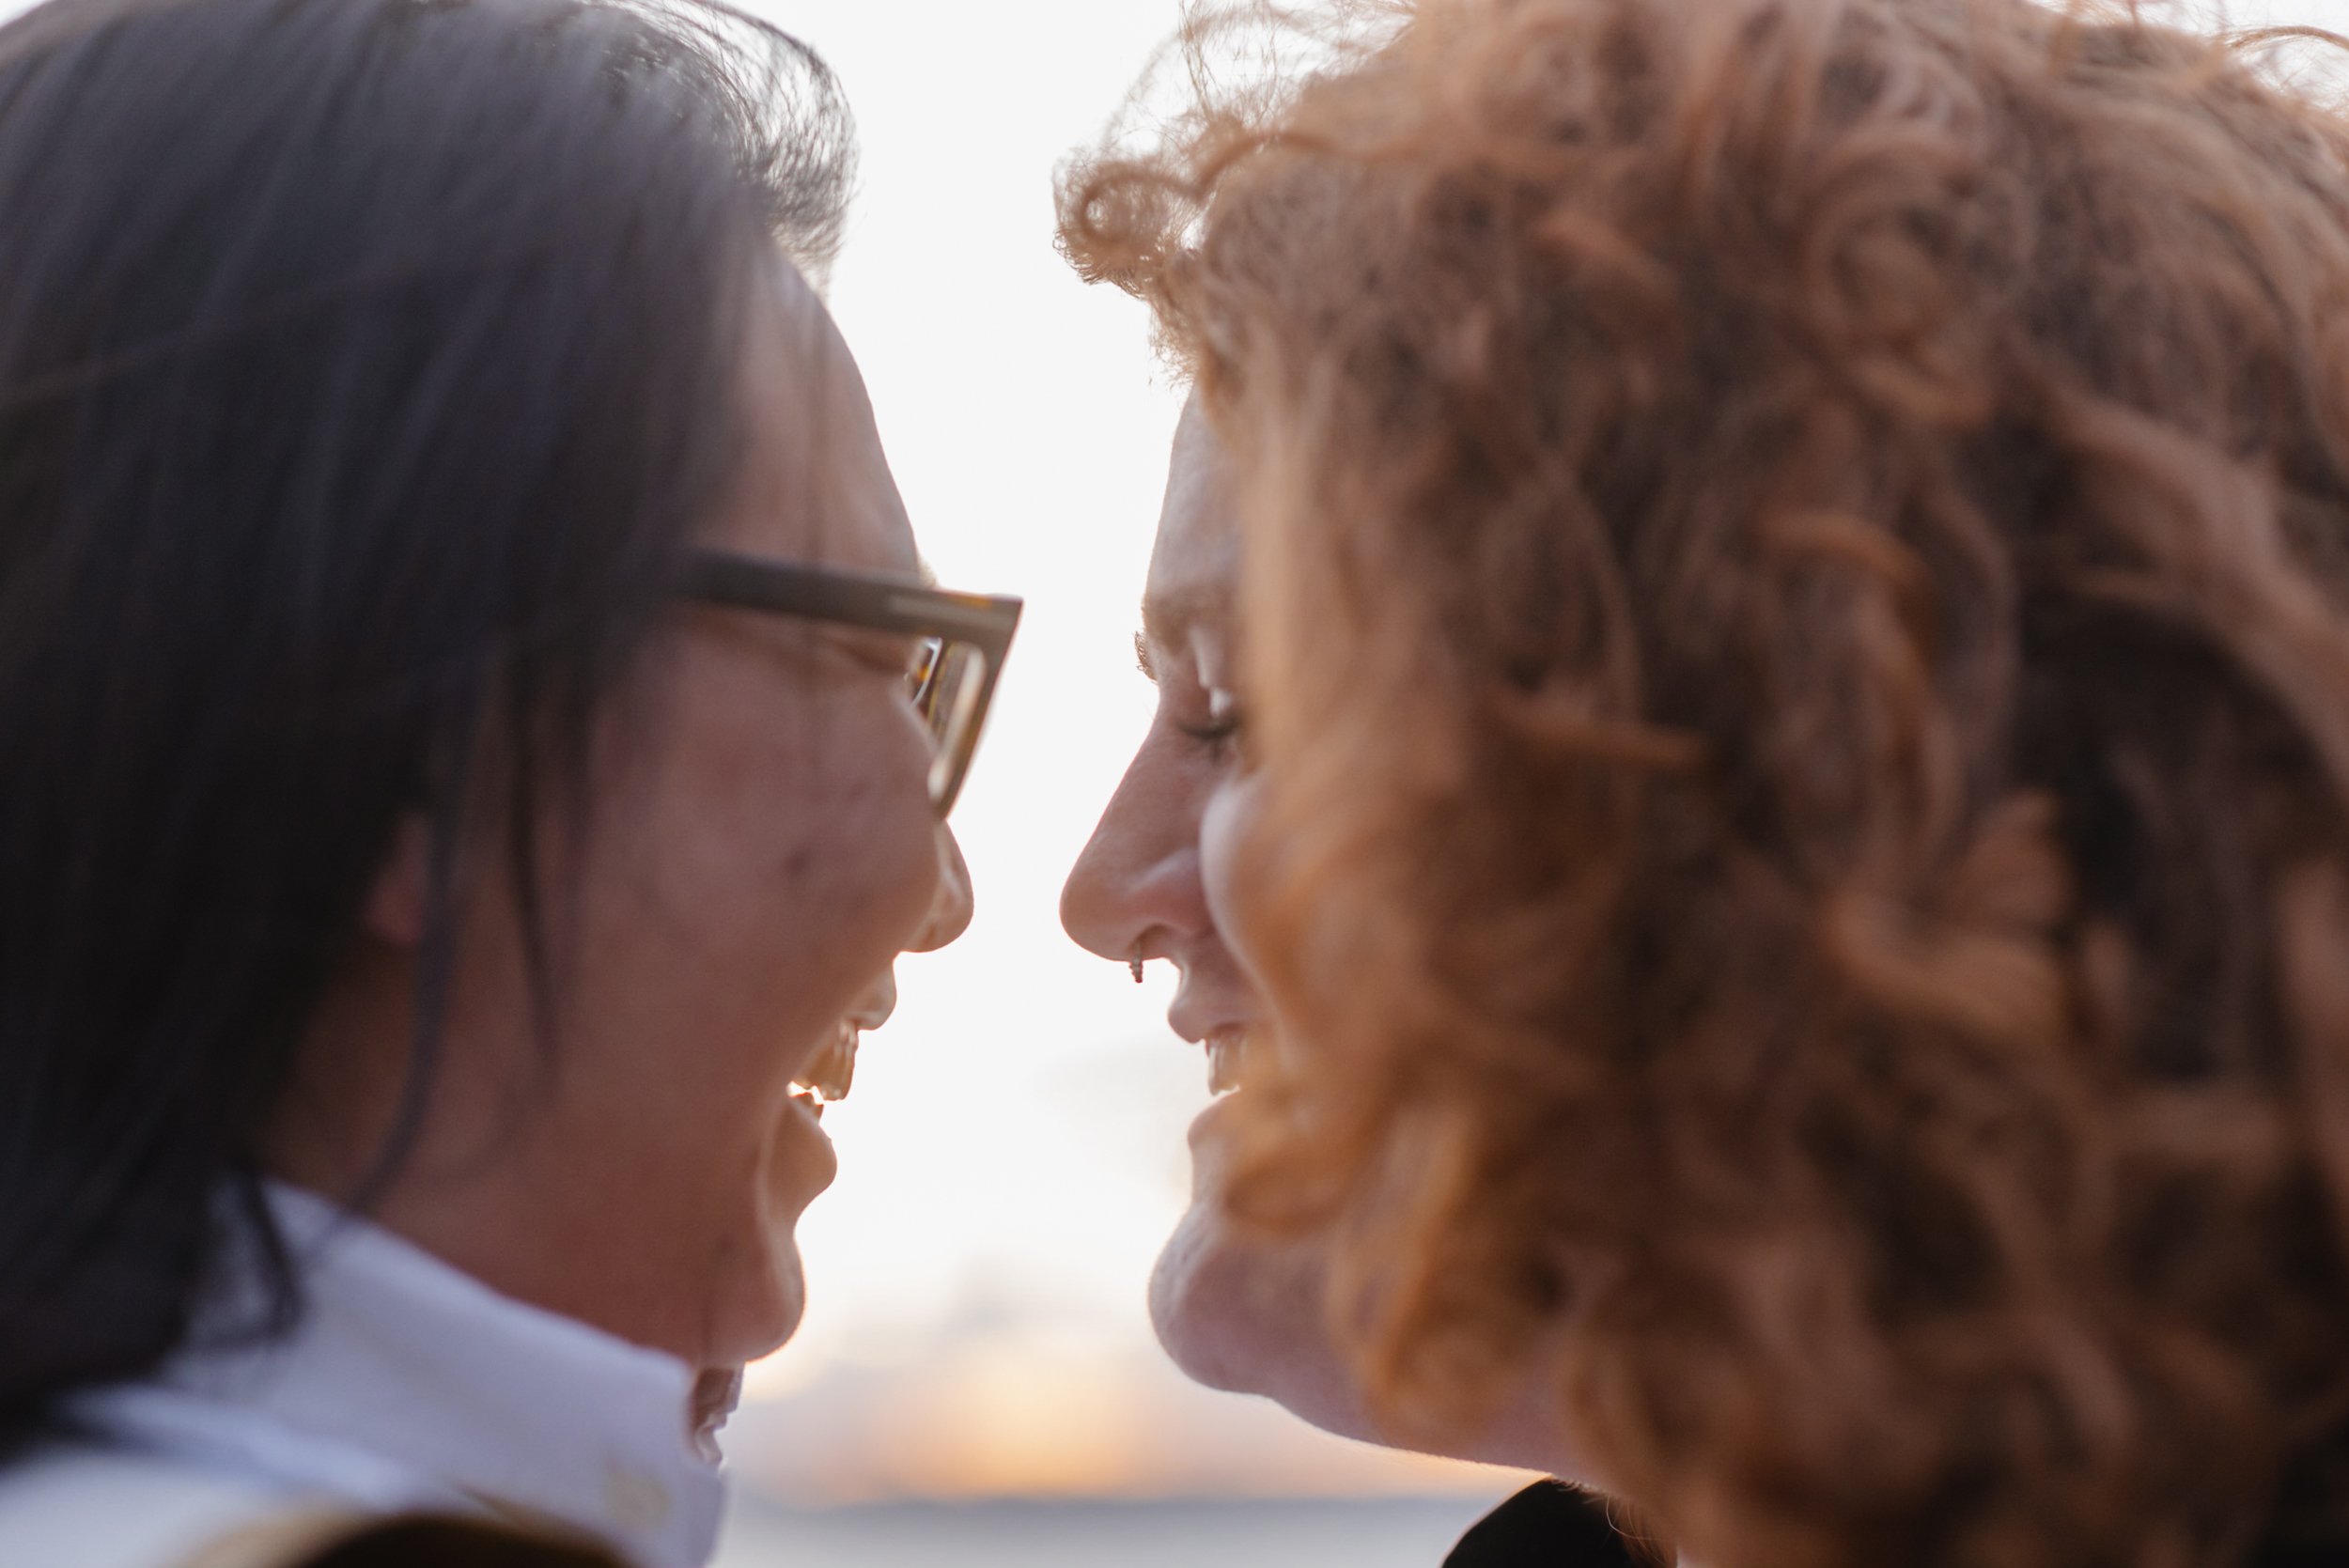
[{"xmin": 77, "ymin": 1183, "xmax": 726, "ymax": 1568}]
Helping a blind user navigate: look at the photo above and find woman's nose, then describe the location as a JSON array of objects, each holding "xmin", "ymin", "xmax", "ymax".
[
  {"xmin": 910, "ymin": 823, "xmax": 973, "ymax": 953},
  {"xmin": 1060, "ymin": 757, "xmax": 1211, "ymax": 964}
]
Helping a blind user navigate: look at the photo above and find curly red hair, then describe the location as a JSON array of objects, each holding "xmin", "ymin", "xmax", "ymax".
[{"xmin": 1064, "ymin": 2, "xmax": 2349, "ymax": 1565}]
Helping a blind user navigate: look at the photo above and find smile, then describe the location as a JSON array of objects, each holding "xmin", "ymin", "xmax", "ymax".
[
  {"xmin": 1205, "ymin": 1024, "xmax": 1252, "ymax": 1095},
  {"xmin": 788, "ymin": 1018, "xmax": 861, "ymax": 1119}
]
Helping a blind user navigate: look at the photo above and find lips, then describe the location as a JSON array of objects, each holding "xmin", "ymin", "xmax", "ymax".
[
  {"xmin": 786, "ymin": 970, "xmax": 896, "ymax": 1118},
  {"xmin": 788, "ymin": 1018, "xmax": 860, "ymax": 1119},
  {"xmin": 1203, "ymin": 1023, "xmax": 1253, "ymax": 1095},
  {"xmin": 1170, "ymin": 967, "xmax": 1264, "ymax": 1094}
]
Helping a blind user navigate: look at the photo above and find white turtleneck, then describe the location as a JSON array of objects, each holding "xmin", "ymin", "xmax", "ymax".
[{"xmin": 61, "ymin": 1183, "xmax": 730, "ymax": 1568}]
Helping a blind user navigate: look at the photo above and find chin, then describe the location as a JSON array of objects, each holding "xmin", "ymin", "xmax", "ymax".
[
  {"xmin": 703, "ymin": 1226, "xmax": 808, "ymax": 1368},
  {"xmin": 1146, "ymin": 1197, "xmax": 1278, "ymax": 1395},
  {"xmin": 755, "ymin": 1236, "xmax": 809, "ymax": 1358},
  {"xmin": 1149, "ymin": 1193, "xmax": 1394, "ymax": 1451},
  {"xmin": 714, "ymin": 1099, "xmax": 833, "ymax": 1364}
]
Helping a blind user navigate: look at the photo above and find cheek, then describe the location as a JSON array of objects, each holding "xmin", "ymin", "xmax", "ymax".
[
  {"xmin": 585, "ymin": 675, "xmax": 940, "ymax": 1046},
  {"xmin": 712, "ymin": 693, "xmax": 939, "ymax": 959},
  {"xmin": 1198, "ymin": 772, "xmax": 1268, "ymax": 980}
]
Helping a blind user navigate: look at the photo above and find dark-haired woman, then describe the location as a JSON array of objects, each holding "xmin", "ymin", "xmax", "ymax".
[{"xmin": 0, "ymin": 0, "xmax": 1017, "ymax": 1563}]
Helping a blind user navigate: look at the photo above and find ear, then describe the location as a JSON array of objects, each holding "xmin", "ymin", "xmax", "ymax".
[{"xmin": 361, "ymin": 809, "xmax": 436, "ymax": 947}]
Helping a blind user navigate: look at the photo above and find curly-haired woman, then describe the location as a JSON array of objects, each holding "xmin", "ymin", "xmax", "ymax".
[
  {"xmin": 1064, "ymin": 392, "xmax": 1665, "ymax": 1567},
  {"xmin": 1061, "ymin": 0, "xmax": 2349, "ymax": 1563}
]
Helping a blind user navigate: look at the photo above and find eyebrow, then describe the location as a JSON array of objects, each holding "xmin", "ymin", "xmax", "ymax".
[{"xmin": 1138, "ymin": 583, "xmax": 1221, "ymax": 662}]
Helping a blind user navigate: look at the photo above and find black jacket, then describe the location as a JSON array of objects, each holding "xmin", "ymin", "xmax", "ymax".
[
  {"xmin": 1446, "ymin": 1473, "xmax": 2349, "ymax": 1568},
  {"xmin": 1445, "ymin": 1483, "xmax": 1657, "ymax": 1568}
]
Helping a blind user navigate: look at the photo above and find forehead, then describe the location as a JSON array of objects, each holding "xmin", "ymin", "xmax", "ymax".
[
  {"xmin": 1142, "ymin": 397, "xmax": 1239, "ymax": 650},
  {"xmin": 716, "ymin": 256, "xmax": 918, "ymax": 576}
]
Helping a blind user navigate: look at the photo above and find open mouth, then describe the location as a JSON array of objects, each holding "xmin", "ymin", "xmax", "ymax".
[
  {"xmin": 1205, "ymin": 1024, "xmax": 1252, "ymax": 1095},
  {"xmin": 788, "ymin": 1018, "xmax": 860, "ymax": 1120}
]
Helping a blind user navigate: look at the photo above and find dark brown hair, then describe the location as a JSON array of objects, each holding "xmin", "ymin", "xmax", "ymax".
[
  {"xmin": 1064, "ymin": 2, "xmax": 2349, "ymax": 1564},
  {"xmin": 0, "ymin": 0, "xmax": 848, "ymax": 1449}
]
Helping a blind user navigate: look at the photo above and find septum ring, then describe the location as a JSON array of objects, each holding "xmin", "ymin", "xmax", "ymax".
[{"xmin": 1128, "ymin": 946, "xmax": 1145, "ymax": 985}]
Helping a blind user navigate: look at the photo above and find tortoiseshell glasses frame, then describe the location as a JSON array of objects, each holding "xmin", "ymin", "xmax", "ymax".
[{"xmin": 677, "ymin": 548, "xmax": 1023, "ymax": 817}]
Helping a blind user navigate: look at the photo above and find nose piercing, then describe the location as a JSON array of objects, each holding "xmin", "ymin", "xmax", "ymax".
[{"xmin": 1128, "ymin": 947, "xmax": 1146, "ymax": 985}]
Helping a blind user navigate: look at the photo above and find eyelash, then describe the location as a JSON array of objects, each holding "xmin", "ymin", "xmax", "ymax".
[
  {"xmin": 1136, "ymin": 633, "xmax": 1245, "ymax": 760},
  {"xmin": 1177, "ymin": 703, "xmax": 1246, "ymax": 762}
]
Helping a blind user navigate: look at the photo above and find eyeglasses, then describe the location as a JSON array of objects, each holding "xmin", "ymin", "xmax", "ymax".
[{"xmin": 677, "ymin": 548, "xmax": 1023, "ymax": 817}]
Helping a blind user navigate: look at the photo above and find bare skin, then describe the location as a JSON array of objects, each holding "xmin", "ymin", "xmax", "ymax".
[
  {"xmin": 1062, "ymin": 397, "xmax": 1569, "ymax": 1473},
  {"xmin": 274, "ymin": 256, "xmax": 972, "ymax": 1384}
]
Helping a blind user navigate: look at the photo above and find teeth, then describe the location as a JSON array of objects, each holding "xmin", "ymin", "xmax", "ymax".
[
  {"xmin": 1206, "ymin": 1031, "xmax": 1249, "ymax": 1094},
  {"xmin": 791, "ymin": 1020, "xmax": 860, "ymax": 1107}
]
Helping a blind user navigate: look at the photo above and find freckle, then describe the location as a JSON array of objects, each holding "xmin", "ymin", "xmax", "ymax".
[{"xmin": 784, "ymin": 846, "xmax": 813, "ymax": 883}]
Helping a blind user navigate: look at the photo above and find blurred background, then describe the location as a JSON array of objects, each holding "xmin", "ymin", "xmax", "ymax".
[
  {"xmin": 708, "ymin": 1, "xmax": 1539, "ymax": 1561},
  {"xmin": 709, "ymin": 0, "xmax": 2349, "ymax": 1562}
]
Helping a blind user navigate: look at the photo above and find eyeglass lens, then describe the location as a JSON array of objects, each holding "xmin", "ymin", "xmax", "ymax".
[
  {"xmin": 907, "ymin": 638, "xmax": 990, "ymax": 810},
  {"xmin": 908, "ymin": 639, "xmax": 942, "ymax": 708},
  {"xmin": 926, "ymin": 644, "xmax": 984, "ymax": 745}
]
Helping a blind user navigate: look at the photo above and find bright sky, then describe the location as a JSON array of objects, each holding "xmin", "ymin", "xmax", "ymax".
[
  {"xmin": 725, "ymin": 0, "xmax": 2349, "ymax": 1504},
  {"xmin": 723, "ymin": 0, "xmax": 1496, "ymax": 1503}
]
